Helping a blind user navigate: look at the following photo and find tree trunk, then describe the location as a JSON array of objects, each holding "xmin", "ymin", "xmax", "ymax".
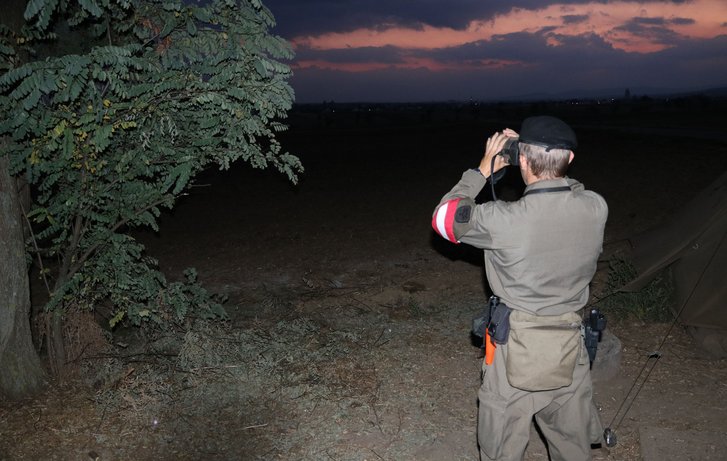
[{"xmin": 0, "ymin": 154, "xmax": 47, "ymax": 399}]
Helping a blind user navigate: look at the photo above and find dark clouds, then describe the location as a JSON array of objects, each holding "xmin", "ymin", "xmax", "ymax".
[
  {"xmin": 613, "ymin": 16, "xmax": 687, "ymax": 45},
  {"xmin": 265, "ymin": 0, "xmax": 502, "ymax": 37},
  {"xmin": 631, "ymin": 16, "xmax": 695, "ymax": 25},
  {"xmin": 296, "ymin": 45, "xmax": 407, "ymax": 65},
  {"xmin": 669, "ymin": 17, "xmax": 696, "ymax": 26},
  {"xmin": 266, "ymin": 0, "xmax": 480, "ymax": 37},
  {"xmin": 265, "ymin": 0, "xmax": 690, "ymax": 38},
  {"xmin": 430, "ymin": 29, "xmax": 618, "ymax": 64},
  {"xmin": 290, "ymin": 32, "xmax": 727, "ymax": 102},
  {"xmin": 562, "ymin": 14, "xmax": 591, "ymax": 24},
  {"xmin": 263, "ymin": 0, "xmax": 727, "ymax": 102}
]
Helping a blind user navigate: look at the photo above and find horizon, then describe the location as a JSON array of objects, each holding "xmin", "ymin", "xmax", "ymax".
[{"xmin": 286, "ymin": 85, "xmax": 727, "ymax": 106}]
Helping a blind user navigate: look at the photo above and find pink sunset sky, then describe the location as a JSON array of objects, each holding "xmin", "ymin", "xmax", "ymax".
[{"xmin": 265, "ymin": 0, "xmax": 727, "ymax": 102}]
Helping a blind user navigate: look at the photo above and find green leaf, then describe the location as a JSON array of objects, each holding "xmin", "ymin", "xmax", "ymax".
[
  {"xmin": 159, "ymin": 20, "xmax": 176, "ymax": 38},
  {"xmin": 91, "ymin": 124, "xmax": 114, "ymax": 152},
  {"xmin": 78, "ymin": 0, "xmax": 103, "ymax": 17},
  {"xmin": 0, "ymin": 43, "xmax": 15, "ymax": 55},
  {"xmin": 191, "ymin": 7, "xmax": 211, "ymax": 22},
  {"xmin": 164, "ymin": 163, "xmax": 192, "ymax": 194},
  {"xmin": 62, "ymin": 128, "xmax": 74, "ymax": 157},
  {"xmin": 254, "ymin": 59, "xmax": 267, "ymax": 78},
  {"xmin": 23, "ymin": 89, "xmax": 41, "ymax": 110},
  {"xmin": 186, "ymin": 19, "xmax": 197, "ymax": 36},
  {"xmin": 24, "ymin": 0, "xmax": 45, "ymax": 20},
  {"xmin": 0, "ymin": 66, "xmax": 31, "ymax": 89}
]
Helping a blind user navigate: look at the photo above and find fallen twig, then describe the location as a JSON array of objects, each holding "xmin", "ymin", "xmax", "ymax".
[
  {"xmin": 244, "ymin": 423, "xmax": 268, "ymax": 430},
  {"xmin": 188, "ymin": 365, "xmax": 241, "ymax": 372}
]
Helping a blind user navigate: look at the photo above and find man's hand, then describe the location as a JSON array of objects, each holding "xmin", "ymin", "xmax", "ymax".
[{"xmin": 478, "ymin": 129, "xmax": 519, "ymax": 178}]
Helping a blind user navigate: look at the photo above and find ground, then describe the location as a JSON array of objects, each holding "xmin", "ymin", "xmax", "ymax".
[{"xmin": 2, "ymin": 101, "xmax": 727, "ymax": 460}]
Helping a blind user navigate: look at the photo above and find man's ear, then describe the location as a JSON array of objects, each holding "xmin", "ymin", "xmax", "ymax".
[
  {"xmin": 519, "ymin": 153, "xmax": 529, "ymax": 172},
  {"xmin": 568, "ymin": 151, "xmax": 574, "ymax": 164}
]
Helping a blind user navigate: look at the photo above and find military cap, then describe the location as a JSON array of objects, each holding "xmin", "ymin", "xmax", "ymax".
[{"xmin": 519, "ymin": 116, "xmax": 577, "ymax": 151}]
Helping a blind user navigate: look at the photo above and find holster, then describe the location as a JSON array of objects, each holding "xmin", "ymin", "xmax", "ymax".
[
  {"xmin": 584, "ymin": 308, "xmax": 607, "ymax": 365},
  {"xmin": 471, "ymin": 306, "xmax": 490, "ymax": 339},
  {"xmin": 471, "ymin": 296, "xmax": 513, "ymax": 343},
  {"xmin": 487, "ymin": 296, "xmax": 512, "ymax": 345}
]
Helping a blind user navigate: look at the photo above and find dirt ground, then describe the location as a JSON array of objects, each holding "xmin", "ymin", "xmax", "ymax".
[{"xmin": 2, "ymin": 102, "xmax": 727, "ymax": 460}]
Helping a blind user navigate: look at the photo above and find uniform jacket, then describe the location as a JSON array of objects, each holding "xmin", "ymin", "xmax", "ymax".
[{"xmin": 438, "ymin": 169, "xmax": 608, "ymax": 316}]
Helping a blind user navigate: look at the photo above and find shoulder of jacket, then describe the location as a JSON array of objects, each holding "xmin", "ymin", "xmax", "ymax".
[
  {"xmin": 566, "ymin": 178, "xmax": 605, "ymax": 200},
  {"xmin": 573, "ymin": 188, "xmax": 609, "ymax": 216}
]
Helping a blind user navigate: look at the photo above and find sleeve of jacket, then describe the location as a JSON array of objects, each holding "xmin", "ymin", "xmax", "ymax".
[
  {"xmin": 438, "ymin": 169, "xmax": 487, "ymax": 204},
  {"xmin": 432, "ymin": 169, "xmax": 495, "ymax": 247}
]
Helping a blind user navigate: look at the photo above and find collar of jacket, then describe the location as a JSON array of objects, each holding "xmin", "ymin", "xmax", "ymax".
[{"xmin": 523, "ymin": 177, "xmax": 570, "ymax": 196}]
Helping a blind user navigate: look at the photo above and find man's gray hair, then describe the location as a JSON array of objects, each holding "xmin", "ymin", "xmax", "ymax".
[{"xmin": 519, "ymin": 142, "xmax": 571, "ymax": 178}]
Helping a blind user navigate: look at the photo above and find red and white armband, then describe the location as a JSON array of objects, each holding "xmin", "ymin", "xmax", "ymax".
[{"xmin": 432, "ymin": 197, "xmax": 474, "ymax": 243}]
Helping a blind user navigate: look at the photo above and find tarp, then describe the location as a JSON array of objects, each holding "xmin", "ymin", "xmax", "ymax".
[{"xmin": 623, "ymin": 170, "xmax": 727, "ymax": 332}]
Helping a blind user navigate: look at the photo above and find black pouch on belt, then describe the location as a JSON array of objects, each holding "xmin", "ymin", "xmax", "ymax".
[{"xmin": 487, "ymin": 299, "xmax": 513, "ymax": 345}]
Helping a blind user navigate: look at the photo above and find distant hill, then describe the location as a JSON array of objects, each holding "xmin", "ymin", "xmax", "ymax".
[{"xmin": 492, "ymin": 86, "xmax": 727, "ymax": 102}]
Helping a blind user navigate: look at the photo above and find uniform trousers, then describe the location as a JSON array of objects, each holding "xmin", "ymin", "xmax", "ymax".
[{"xmin": 477, "ymin": 340, "xmax": 602, "ymax": 461}]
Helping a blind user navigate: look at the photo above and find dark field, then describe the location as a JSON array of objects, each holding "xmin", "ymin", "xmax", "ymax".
[{"xmin": 2, "ymin": 98, "xmax": 727, "ymax": 460}]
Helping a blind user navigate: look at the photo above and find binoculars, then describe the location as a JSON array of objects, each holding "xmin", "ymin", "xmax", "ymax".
[{"xmin": 498, "ymin": 138, "xmax": 520, "ymax": 166}]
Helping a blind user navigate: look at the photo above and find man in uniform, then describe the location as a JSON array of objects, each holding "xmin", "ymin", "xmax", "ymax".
[{"xmin": 432, "ymin": 116, "xmax": 608, "ymax": 460}]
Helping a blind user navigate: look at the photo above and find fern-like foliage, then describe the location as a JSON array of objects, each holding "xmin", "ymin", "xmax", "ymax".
[{"xmin": 0, "ymin": 0, "xmax": 301, "ymax": 327}]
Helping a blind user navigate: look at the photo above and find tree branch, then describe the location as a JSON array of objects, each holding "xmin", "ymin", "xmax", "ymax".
[
  {"xmin": 68, "ymin": 195, "xmax": 172, "ymax": 279},
  {"xmin": 18, "ymin": 199, "xmax": 52, "ymax": 297}
]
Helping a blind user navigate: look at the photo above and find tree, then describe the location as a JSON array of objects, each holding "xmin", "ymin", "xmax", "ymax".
[
  {"xmin": 0, "ymin": 0, "xmax": 47, "ymax": 400},
  {"xmin": 0, "ymin": 151, "xmax": 48, "ymax": 398},
  {"xmin": 0, "ymin": 0, "xmax": 301, "ymax": 392}
]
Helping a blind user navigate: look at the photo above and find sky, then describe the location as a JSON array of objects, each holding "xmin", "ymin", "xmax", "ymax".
[{"xmin": 262, "ymin": 0, "xmax": 727, "ymax": 103}]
